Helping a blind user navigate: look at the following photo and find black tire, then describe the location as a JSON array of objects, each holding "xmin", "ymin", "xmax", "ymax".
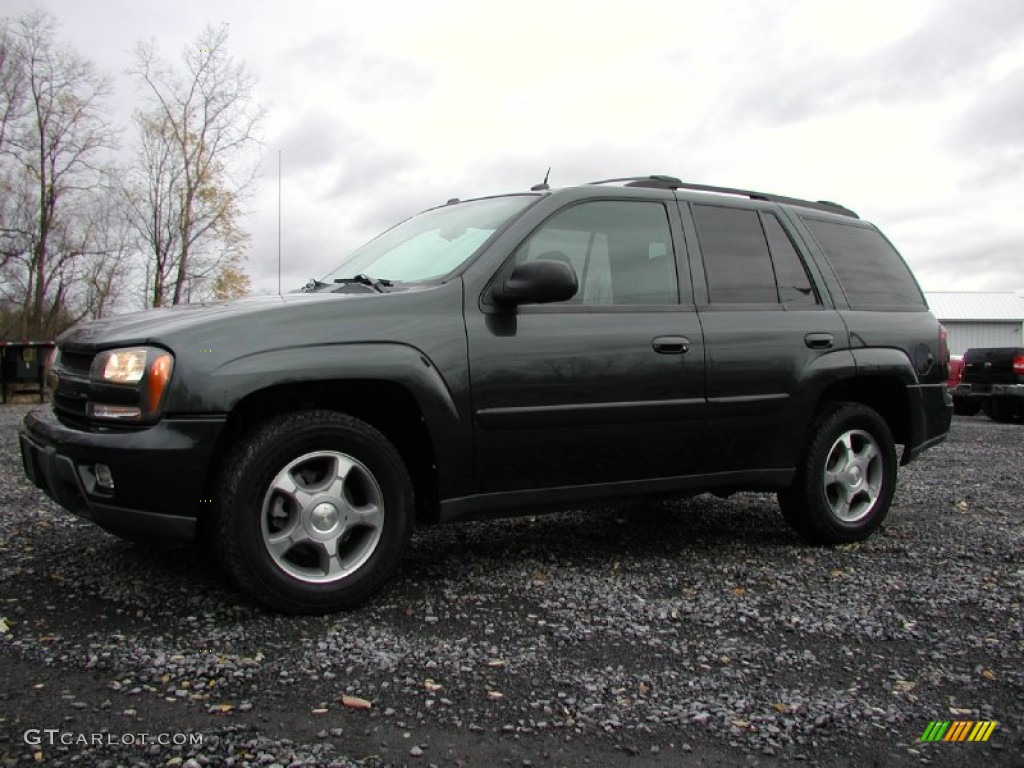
[
  {"xmin": 778, "ymin": 402, "xmax": 897, "ymax": 544},
  {"xmin": 985, "ymin": 398, "xmax": 1018, "ymax": 424},
  {"xmin": 217, "ymin": 410, "xmax": 414, "ymax": 614},
  {"xmin": 952, "ymin": 397, "xmax": 981, "ymax": 416}
]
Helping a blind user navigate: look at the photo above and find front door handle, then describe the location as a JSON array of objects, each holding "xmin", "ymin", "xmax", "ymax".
[
  {"xmin": 653, "ymin": 336, "xmax": 690, "ymax": 354},
  {"xmin": 805, "ymin": 332, "xmax": 835, "ymax": 350}
]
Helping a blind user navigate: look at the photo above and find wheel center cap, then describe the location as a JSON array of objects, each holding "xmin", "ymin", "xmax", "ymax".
[
  {"xmin": 847, "ymin": 466, "xmax": 862, "ymax": 485},
  {"xmin": 311, "ymin": 502, "xmax": 339, "ymax": 532}
]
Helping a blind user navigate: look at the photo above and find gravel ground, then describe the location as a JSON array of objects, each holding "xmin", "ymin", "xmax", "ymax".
[{"xmin": 0, "ymin": 403, "xmax": 1021, "ymax": 767}]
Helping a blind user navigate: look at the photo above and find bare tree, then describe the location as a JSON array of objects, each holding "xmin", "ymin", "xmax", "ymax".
[
  {"xmin": 128, "ymin": 23, "xmax": 263, "ymax": 307},
  {"xmin": 74, "ymin": 176, "xmax": 138, "ymax": 320},
  {"xmin": 0, "ymin": 10, "xmax": 118, "ymax": 337},
  {"xmin": 122, "ymin": 111, "xmax": 185, "ymax": 308},
  {"xmin": 0, "ymin": 172, "xmax": 133, "ymax": 334},
  {"xmin": 0, "ymin": 19, "xmax": 26, "ymax": 156},
  {"xmin": 0, "ymin": 18, "xmax": 28, "ymax": 273}
]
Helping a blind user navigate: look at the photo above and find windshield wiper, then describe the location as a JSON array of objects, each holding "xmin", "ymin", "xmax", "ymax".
[
  {"xmin": 333, "ymin": 274, "xmax": 393, "ymax": 293},
  {"xmin": 301, "ymin": 278, "xmax": 330, "ymax": 292}
]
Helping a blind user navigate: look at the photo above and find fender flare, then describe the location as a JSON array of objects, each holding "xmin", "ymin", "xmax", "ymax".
[{"xmin": 205, "ymin": 342, "xmax": 468, "ymax": 497}]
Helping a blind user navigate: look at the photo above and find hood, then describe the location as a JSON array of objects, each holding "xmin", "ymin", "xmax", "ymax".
[{"xmin": 59, "ymin": 293, "xmax": 360, "ymax": 349}]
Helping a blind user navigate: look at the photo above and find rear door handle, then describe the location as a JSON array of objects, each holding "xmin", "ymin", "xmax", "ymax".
[
  {"xmin": 804, "ymin": 333, "xmax": 834, "ymax": 350},
  {"xmin": 653, "ymin": 336, "xmax": 690, "ymax": 354}
]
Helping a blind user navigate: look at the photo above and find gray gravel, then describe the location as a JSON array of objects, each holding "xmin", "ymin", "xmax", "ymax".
[{"xmin": 0, "ymin": 403, "xmax": 1022, "ymax": 766}]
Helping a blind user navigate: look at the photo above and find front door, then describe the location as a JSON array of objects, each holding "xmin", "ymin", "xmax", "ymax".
[{"xmin": 466, "ymin": 198, "xmax": 706, "ymax": 495}]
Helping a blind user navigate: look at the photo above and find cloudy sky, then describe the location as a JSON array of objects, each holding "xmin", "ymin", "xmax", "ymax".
[{"xmin": 10, "ymin": 0, "xmax": 1024, "ymax": 296}]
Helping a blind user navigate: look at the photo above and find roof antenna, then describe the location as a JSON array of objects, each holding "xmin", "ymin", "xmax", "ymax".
[{"xmin": 531, "ymin": 167, "xmax": 551, "ymax": 192}]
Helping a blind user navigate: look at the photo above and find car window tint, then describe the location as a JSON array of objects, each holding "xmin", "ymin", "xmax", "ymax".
[
  {"xmin": 693, "ymin": 205, "xmax": 777, "ymax": 303},
  {"xmin": 803, "ymin": 218, "xmax": 926, "ymax": 310},
  {"xmin": 515, "ymin": 201, "xmax": 677, "ymax": 305},
  {"xmin": 762, "ymin": 214, "xmax": 818, "ymax": 306}
]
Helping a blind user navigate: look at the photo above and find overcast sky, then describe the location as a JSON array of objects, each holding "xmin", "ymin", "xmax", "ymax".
[{"xmin": 10, "ymin": 0, "xmax": 1024, "ymax": 296}]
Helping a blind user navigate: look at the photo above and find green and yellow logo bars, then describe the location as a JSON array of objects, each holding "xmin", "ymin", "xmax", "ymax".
[{"xmin": 921, "ymin": 721, "xmax": 998, "ymax": 742}]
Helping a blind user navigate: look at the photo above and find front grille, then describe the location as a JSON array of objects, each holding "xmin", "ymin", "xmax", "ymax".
[
  {"xmin": 53, "ymin": 371, "xmax": 91, "ymax": 425},
  {"xmin": 60, "ymin": 350, "xmax": 95, "ymax": 375},
  {"xmin": 52, "ymin": 347, "xmax": 95, "ymax": 424},
  {"xmin": 52, "ymin": 341, "xmax": 95, "ymax": 425}
]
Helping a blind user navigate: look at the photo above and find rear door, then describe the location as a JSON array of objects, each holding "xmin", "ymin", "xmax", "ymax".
[
  {"xmin": 465, "ymin": 196, "xmax": 706, "ymax": 494},
  {"xmin": 680, "ymin": 200, "xmax": 852, "ymax": 472}
]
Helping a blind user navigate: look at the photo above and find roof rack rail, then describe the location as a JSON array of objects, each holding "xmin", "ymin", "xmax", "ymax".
[{"xmin": 587, "ymin": 175, "xmax": 858, "ymax": 219}]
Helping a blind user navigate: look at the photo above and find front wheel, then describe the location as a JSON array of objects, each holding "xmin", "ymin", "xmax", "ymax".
[
  {"xmin": 217, "ymin": 410, "xmax": 414, "ymax": 613},
  {"xmin": 778, "ymin": 402, "xmax": 897, "ymax": 544}
]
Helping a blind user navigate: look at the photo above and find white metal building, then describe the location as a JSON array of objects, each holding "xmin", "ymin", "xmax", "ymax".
[{"xmin": 924, "ymin": 292, "xmax": 1024, "ymax": 355}]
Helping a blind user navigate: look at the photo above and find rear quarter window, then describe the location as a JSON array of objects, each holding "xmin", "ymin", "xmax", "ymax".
[{"xmin": 803, "ymin": 218, "xmax": 925, "ymax": 311}]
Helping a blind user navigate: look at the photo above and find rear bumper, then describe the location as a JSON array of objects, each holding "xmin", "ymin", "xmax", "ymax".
[
  {"xmin": 19, "ymin": 407, "xmax": 225, "ymax": 540},
  {"xmin": 902, "ymin": 383, "xmax": 952, "ymax": 465},
  {"xmin": 955, "ymin": 382, "xmax": 1024, "ymax": 399}
]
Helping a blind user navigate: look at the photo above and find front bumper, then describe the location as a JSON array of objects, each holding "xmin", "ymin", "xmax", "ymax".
[{"xmin": 19, "ymin": 407, "xmax": 226, "ymax": 540}]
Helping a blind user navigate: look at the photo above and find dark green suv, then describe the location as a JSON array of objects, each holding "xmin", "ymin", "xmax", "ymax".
[{"xmin": 20, "ymin": 175, "xmax": 953, "ymax": 612}]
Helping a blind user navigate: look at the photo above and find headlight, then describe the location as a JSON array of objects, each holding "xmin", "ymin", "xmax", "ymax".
[
  {"xmin": 88, "ymin": 346, "xmax": 175, "ymax": 421},
  {"xmin": 92, "ymin": 348, "xmax": 149, "ymax": 384}
]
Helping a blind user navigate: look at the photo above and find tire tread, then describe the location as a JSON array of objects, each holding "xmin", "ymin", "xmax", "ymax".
[
  {"xmin": 778, "ymin": 402, "xmax": 896, "ymax": 545},
  {"xmin": 216, "ymin": 409, "xmax": 414, "ymax": 614}
]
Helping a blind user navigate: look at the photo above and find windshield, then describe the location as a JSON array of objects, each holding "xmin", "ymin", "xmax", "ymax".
[{"xmin": 321, "ymin": 195, "xmax": 536, "ymax": 285}]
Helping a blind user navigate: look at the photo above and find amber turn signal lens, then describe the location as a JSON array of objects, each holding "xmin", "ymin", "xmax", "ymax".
[{"xmin": 146, "ymin": 353, "xmax": 174, "ymax": 414}]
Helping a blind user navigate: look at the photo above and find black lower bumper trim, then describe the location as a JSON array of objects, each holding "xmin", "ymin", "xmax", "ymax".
[
  {"xmin": 18, "ymin": 407, "xmax": 219, "ymax": 542},
  {"xmin": 92, "ymin": 503, "xmax": 197, "ymax": 539}
]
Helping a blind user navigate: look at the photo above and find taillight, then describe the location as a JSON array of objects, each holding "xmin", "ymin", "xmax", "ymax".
[
  {"xmin": 938, "ymin": 324, "xmax": 950, "ymax": 376},
  {"xmin": 947, "ymin": 358, "xmax": 964, "ymax": 387},
  {"xmin": 1014, "ymin": 354, "xmax": 1024, "ymax": 375}
]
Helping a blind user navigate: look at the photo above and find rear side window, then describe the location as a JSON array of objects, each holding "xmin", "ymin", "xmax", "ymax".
[
  {"xmin": 692, "ymin": 205, "xmax": 819, "ymax": 306},
  {"xmin": 693, "ymin": 205, "xmax": 776, "ymax": 303},
  {"xmin": 803, "ymin": 219, "xmax": 925, "ymax": 310}
]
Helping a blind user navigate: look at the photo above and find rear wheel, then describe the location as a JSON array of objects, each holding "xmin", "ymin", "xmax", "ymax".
[
  {"xmin": 217, "ymin": 410, "xmax": 414, "ymax": 613},
  {"xmin": 985, "ymin": 398, "xmax": 1019, "ymax": 423},
  {"xmin": 778, "ymin": 402, "xmax": 897, "ymax": 544},
  {"xmin": 952, "ymin": 397, "xmax": 981, "ymax": 416}
]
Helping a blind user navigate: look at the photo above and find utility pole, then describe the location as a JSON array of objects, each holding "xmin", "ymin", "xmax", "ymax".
[{"xmin": 277, "ymin": 149, "xmax": 282, "ymax": 295}]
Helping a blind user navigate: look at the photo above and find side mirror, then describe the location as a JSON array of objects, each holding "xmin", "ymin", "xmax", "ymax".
[{"xmin": 492, "ymin": 260, "xmax": 578, "ymax": 306}]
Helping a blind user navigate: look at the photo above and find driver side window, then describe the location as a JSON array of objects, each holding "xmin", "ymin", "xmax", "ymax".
[{"xmin": 513, "ymin": 201, "xmax": 678, "ymax": 306}]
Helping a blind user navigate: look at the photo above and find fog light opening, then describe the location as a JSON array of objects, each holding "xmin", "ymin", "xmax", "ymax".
[{"xmin": 95, "ymin": 464, "xmax": 115, "ymax": 491}]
